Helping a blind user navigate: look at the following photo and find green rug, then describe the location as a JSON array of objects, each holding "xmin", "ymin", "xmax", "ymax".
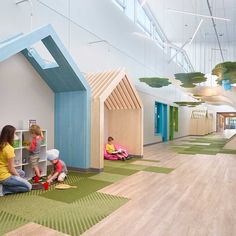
[
  {"xmin": 0, "ymin": 211, "xmax": 29, "ymax": 235},
  {"xmin": 0, "ymin": 157, "xmax": 173, "ymax": 235},
  {"xmin": 0, "ymin": 195, "xmax": 68, "ymax": 221},
  {"xmin": 36, "ymin": 192, "xmax": 129, "ymax": 236},
  {"xmin": 89, "ymin": 172, "xmax": 127, "ymax": 183},
  {"xmin": 40, "ymin": 178, "xmax": 111, "ymax": 203},
  {"xmin": 171, "ymin": 135, "xmax": 236, "ymax": 155},
  {"xmin": 144, "ymin": 166, "xmax": 174, "ymax": 174},
  {"xmin": 104, "ymin": 166, "xmax": 139, "ymax": 176}
]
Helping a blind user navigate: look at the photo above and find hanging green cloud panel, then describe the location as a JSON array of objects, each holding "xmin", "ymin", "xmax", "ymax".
[
  {"xmin": 174, "ymin": 72, "xmax": 207, "ymax": 88},
  {"xmin": 139, "ymin": 77, "xmax": 171, "ymax": 88},
  {"xmin": 174, "ymin": 101, "xmax": 203, "ymax": 107},
  {"xmin": 212, "ymin": 61, "xmax": 236, "ymax": 85}
]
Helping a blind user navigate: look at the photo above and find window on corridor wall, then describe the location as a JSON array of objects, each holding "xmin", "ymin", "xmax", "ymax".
[
  {"xmin": 112, "ymin": 0, "xmax": 194, "ymax": 73},
  {"xmin": 112, "ymin": 0, "xmax": 126, "ymax": 11},
  {"xmin": 136, "ymin": 1, "xmax": 152, "ymax": 35}
]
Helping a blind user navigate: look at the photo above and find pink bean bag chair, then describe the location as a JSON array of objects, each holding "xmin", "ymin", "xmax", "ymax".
[{"xmin": 104, "ymin": 144, "xmax": 128, "ymax": 160}]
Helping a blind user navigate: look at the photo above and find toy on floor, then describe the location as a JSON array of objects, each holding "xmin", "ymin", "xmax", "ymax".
[
  {"xmin": 55, "ymin": 183, "xmax": 77, "ymax": 190},
  {"xmin": 31, "ymin": 181, "xmax": 49, "ymax": 190}
]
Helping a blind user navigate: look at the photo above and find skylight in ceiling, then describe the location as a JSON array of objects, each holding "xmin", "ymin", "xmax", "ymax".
[{"xmin": 27, "ymin": 41, "xmax": 59, "ymax": 69}]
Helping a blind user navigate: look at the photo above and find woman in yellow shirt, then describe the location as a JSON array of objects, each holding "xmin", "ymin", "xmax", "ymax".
[{"xmin": 0, "ymin": 125, "xmax": 31, "ymax": 196}]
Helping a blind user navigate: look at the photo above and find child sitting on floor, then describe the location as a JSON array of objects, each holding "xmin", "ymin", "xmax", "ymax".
[
  {"xmin": 46, "ymin": 149, "xmax": 68, "ymax": 184},
  {"xmin": 106, "ymin": 136, "xmax": 129, "ymax": 160}
]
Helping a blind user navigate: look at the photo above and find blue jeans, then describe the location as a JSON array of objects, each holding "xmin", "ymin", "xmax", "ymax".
[{"xmin": 0, "ymin": 172, "xmax": 32, "ymax": 195}]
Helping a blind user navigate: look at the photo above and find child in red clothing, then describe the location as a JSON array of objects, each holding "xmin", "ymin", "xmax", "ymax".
[{"xmin": 46, "ymin": 149, "xmax": 67, "ymax": 184}]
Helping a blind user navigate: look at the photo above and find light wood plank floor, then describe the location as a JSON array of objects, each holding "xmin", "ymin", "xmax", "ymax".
[
  {"xmin": 82, "ymin": 136, "xmax": 236, "ymax": 236},
  {"xmin": 6, "ymin": 132, "xmax": 236, "ymax": 236}
]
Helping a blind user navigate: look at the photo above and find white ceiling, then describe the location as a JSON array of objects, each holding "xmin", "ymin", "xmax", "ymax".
[{"xmin": 148, "ymin": 0, "xmax": 236, "ymax": 44}]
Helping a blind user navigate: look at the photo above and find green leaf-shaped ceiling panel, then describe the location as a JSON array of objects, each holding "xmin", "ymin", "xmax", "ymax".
[
  {"xmin": 174, "ymin": 101, "xmax": 204, "ymax": 107},
  {"xmin": 139, "ymin": 77, "xmax": 171, "ymax": 88},
  {"xmin": 174, "ymin": 72, "xmax": 207, "ymax": 88},
  {"xmin": 212, "ymin": 61, "xmax": 236, "ymax": 85}
]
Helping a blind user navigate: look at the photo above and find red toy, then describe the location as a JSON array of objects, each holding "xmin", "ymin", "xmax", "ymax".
[
  {"xmin": 33, "ymin": 176, "xmax": 40, "ymax": 183},
  {"xmin": 43, "ymin": 182, "xmax": 49, "ymax": 190}
]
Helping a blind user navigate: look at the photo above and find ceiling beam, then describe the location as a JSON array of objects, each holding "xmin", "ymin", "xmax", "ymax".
[{"xmin": 206, "ymin": 0, "xmax": 224, "ymax": 62}]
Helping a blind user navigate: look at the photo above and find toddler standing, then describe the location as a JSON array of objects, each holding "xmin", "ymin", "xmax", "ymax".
[{"xmin": 27, "ymin": 125, "xmax": 44, "ymax": 179}]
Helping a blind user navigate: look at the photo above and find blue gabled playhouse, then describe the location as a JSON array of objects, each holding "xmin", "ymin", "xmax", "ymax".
[{"xmin": 0, "ymin": 25, "xmax": 91, "ymax": 169}]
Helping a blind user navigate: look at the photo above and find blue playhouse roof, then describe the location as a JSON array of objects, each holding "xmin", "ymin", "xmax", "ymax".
[{"xmin": 0, "ymin": 24, "xmax": 90, "ymax": 93}]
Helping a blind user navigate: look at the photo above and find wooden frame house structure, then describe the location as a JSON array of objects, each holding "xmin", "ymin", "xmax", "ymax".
[{"xmin": 86, "ymin": 69, "xmax": 143, "ymax": 170}]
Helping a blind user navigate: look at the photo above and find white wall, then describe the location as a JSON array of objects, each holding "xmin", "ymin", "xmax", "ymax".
[
  {"xmin": 0, "ymin": 0, "xmax": 183, "ymax": 81},
  {"xmin": 185, "ymin": 42, "xmax": 236, "ymax": 74},
  {"xmin": 0, "ymin": 0, "xmax": 234, "ymax": 149},
  {"xmin": 0, "ymin": 54, "xmax": 54, "ymax": 148},
  {"xmin": 138, "ymin": 89, "xmax": 194, "ymax": 145},
  {"xmin": 0, "ymin": 0, "xmax": 188, "ymax": 148}
]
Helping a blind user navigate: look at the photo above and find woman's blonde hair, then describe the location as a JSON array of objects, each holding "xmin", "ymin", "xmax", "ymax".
[{"xmin": 29, "ymin": 125, "xmax": 41, "ymax": 136}]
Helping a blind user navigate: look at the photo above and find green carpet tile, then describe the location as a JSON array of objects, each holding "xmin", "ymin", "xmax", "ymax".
[
  {"xmin": 40, "ymin": 178, "xmax": 111, "ymax": 203},
  {"xmin": 219, "ymin": 149, "xmax": 236, "ymax": 154},
  {"xmin": 122, "ymin": 164, "xmax": 149, "ymax": 170},
  {"xmin": 0, "ymin": 195, "xmax": 68, "ymax": 221},
  {"xmin": 69, "ymin": 171, "xmax": 97, "ymax": 178},
  {"xmin": 0, "ymin": 211, "xmax": 29, "ymax": 235},
  {"xmin": 104, "ymin": 160, "xmax": 129, "ymax": 168},
  {"xmin": 144, "ymin": 166, "xmax": 174, "ymax": 174},
  {"xmin": 0, "ymin": 185, "xmax": 56, "ymax": 198},
  {"xmin": 170, "ymin": 135, "xmax": 236, "ymax": 156},
  {"xmin": 0, "ymin": 211, "xmax": 30, "ymax": 236},
  {"xmin": 35, "ymin": 192, "xmax": 129, "ymax": 236},
  {"xmin": 0, "ymin": 158, "xmax": 175, "ymax": 235},
  {"xmin": 89, "ymin": 172, "xmax": 127, "ymax": 183},
  {"xmin": 105, "ymin": 166, "xmax": 139, "ymax": 176}
]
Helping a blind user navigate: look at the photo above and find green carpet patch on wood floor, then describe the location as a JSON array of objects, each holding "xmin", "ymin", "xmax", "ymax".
[
  {"xmin": 40, "ymin": 178, "xmax": 111, "ymax": 203},
  {"xmin": 0, "ymin": 211, "xmax": 29, "ymax": 236},
  {"xmin": 35, "ymin": 192, "xmax": 129, "ymax": 236},
  {"xmin": 0, "ymin": 157, "xmax": 173, "ymax": 235},
  {"xmin": 104, "ymin": 166, "xmax": 139, "ymax": 176},
  {"xmin": 144, "ymin": 166, "xmax": 174, "ymax": 174},
  {"xmin": 0, "ymin": 195, "xmax": 68, "ymax": 221},
  {"xmin": 171, "ymin": 136, "xmax": 236, "ymax": 155},
  {"xmin": 89, "ymin": 172, "xmax": 127, "ymax": 183}
]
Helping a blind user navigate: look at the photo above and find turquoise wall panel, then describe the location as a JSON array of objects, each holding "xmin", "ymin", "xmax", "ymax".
[
  {"xmin": 155, "ymin": 102, "xmax": 168, "ymax": 142},
  {"xmin": 163, "ymin": 104, "xmax": 168, "ymax": 142},
  {"xmin": 55, "ymin": 91, "xmax": 90, "ymax": 169},
  {"xmin": 155, "ymin": 102, "xmax": 163, "ymax": 134}
]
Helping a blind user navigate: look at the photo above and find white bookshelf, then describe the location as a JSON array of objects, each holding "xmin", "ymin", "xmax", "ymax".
[{"xmin": 14, "ymin": 129, "xmax": 47, "ymax": 179}]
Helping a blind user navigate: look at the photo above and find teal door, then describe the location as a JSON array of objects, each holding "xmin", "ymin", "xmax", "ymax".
[
  {"xmin": 155, "ymin": 102, "xmax": 168, "ymax": 142},
  {"xmin": 163, "ymin": 104, "xmax": 168, "ymax": 142}
]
